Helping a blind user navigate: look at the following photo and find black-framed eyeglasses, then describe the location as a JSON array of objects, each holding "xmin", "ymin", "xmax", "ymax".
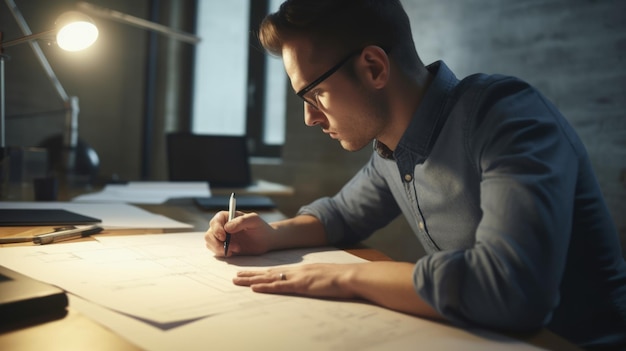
[{"xmin": 296, "ymin": 49, "xmax": 363, "ymax": 110}]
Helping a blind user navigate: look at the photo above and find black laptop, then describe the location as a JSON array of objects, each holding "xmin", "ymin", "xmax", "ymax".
[{"xmin": 167, "ymin": 133, "xmax": 277, "ymax": 210}]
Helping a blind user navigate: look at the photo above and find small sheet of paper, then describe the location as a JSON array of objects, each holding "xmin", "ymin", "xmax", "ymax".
[{"xmin": 72, "ymin": 181, "xmax": 211, "ymax": 204}]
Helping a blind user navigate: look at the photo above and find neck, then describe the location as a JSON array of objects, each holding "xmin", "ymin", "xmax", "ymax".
[{"xmin": 377, "ymin": 64, "xmax": 432, "ymax": 151}]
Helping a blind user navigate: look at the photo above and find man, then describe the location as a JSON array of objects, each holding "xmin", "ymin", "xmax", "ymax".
[{"xmin": 205, "ymin": 0, "xmax": 626, "ymax": 349}]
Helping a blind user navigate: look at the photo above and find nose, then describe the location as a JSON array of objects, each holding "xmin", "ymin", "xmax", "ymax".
[{"xmin": 303, "ymin": 103, "xmax": 326, "ymax": 127}]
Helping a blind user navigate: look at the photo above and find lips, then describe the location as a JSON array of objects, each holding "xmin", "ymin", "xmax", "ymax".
[{"xmin": 323, "ymin": 130, "xmax": 338, "ymax": 139}]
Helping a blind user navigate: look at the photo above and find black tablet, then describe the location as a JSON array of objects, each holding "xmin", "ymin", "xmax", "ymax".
[{"xmin": 0, "ymin": 209, "xmax": 102, "ymax": 226}]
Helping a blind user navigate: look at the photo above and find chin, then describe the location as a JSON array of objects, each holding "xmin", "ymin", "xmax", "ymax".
[{"xmin": 339, "ymin": 140, "xmax": 368, "ymax": 152}]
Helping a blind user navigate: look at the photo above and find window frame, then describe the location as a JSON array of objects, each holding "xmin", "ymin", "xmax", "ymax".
[
  {"xmin": 245, "ymin": 0, "xmax": 282, "ymax": 158},
  {"xmin": 191, "ymin": 0, "xmax": 285, "ymax": 158}
]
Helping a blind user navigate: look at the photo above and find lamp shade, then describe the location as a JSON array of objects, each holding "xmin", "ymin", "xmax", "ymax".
[{"xmin": 55, "ymin": 11, "xmax": 99, "ymax": 52}]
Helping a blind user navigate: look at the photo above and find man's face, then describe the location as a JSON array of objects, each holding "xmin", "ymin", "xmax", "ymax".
[{"xmin": 282, "ymin": 40, "xmax": 389, "ymax": 152}]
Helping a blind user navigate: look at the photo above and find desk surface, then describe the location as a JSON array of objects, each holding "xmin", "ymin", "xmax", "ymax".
[{"xmin": 0, "ymin": 200, "xmax": 581, "ymax": 351}]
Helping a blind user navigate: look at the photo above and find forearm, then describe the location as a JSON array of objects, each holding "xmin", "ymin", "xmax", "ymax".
[
  {"xmin": 345, "ymin": 261, "xmax": 443, "ymax": 321},
  {"xmin": 268, "ymin": 214, "xmax": 329, "ymax": 251},
  {"xmin": 267, "ymin": 220, "xmax": 443, "ymax": 320}
]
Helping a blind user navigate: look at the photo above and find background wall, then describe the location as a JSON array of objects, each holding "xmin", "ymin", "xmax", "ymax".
[{"xmin": 3, "ymin": 0, "xmax": 625, "ymax": 261}]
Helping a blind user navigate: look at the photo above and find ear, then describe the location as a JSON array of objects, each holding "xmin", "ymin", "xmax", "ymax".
[{"xmin": 357, "ymin": 46, "xmax": 390, "ymax": 89}]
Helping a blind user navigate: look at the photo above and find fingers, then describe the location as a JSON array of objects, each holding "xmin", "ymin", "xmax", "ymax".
[
  {"xmin": 204, "ymin": 211, "xmax": 230, "ymax": 255},
  {"xmin": 206, "ymin": 211, "xmax": 229, "ymax": 239},
  {"xmin": 233, "ymin": 264, "xmax": 352, "ymax": 299},
  {"xmin": 233, "ymin": 270, "xmax": 291, "ymax": 292},
  {"xmin": 205, "ymin": 212, "xmax": 272, "ymax": 257},
  {"xmin": 204, "ymin": 211, "xmax": 256, "ymax": 256},
  {"xmin": 234, "ymin": 270, "xmax": 286, "ymax": 283},
  {"xmin": 223, "ymin": 211, "xmax": 254, "ymax": 233}
]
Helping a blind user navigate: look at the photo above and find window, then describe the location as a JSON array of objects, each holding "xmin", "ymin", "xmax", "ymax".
[{"xmin": 192, "ymin": 0, "xmax": 286, "ymax": 158}]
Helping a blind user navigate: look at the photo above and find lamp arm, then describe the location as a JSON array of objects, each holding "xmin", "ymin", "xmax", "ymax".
[
  {"xmin": 2, "ymin": 29, "xmax": 55, "ymax": 48},
  {"xmin": 65, "ymin": 96, "xmax": 79, "ymax": 149},
  {"xmin": 5, "ymin": 0, "xmax": 70, "ymax": 104},
  {"xmin": 62, "ymin": 96, "xmax": 79, "ymax": 170},
  {"xmin": 76, "ymin": 1, "xmax": 200, "ymax": 45},
  {"xmin": 1, "ymin": 53, "xmax": 5, "ymax": 148}
]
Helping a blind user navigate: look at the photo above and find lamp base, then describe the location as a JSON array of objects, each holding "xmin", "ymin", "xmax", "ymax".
[{"xmin": 38, "ymin": 134, "xmax": 100, "ymax": 187}]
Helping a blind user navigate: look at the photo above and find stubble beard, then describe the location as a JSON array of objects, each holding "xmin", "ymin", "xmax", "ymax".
[{"xmin": 339, "ymin": 104, "xmax": 387, "ymax": 152}]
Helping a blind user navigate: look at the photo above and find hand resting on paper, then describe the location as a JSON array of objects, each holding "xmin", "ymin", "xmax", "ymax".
[
  {"xmin": 231, "ymin": 261, "xmax": 439, "ymax": 320},
  {"xmin": 204, "ymin": 211, "xmax": 441, "ymax": 320}
]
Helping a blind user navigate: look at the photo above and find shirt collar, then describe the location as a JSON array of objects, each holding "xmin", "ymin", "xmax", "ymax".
[{"xmin": 374, "ymin": 61, "xmax": 459, "ymax": 163}]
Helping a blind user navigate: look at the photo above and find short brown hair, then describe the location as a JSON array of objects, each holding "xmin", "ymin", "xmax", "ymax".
[{"xmin": 259, "ymin": 0, "xmax": 422, "ymax": 72}]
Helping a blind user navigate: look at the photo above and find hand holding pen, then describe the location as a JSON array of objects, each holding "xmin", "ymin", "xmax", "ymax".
[{"xmin": 223, "ymin": 192, "xmax": 236, "ymax": 256}]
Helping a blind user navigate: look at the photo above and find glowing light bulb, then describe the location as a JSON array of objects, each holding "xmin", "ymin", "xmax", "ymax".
[{"xmin": 55, "ymin": 11, "xmax": 99, "ymax": 52}]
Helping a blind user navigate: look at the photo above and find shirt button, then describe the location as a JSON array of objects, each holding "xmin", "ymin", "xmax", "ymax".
[
  {"xmin": 418, "ymin": 221, "xmax": 425, "ymax": 231},
  {"xmin": 404, "ymin": 174, "xmax": 412, "ymax": 182}
]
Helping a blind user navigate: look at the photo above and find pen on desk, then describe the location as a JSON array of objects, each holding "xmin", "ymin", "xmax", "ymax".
[
  {"xmin": 33, "ymin": 225, "xmax": 103, "ymax": 245},
  {"xmin": 224, "ymin": 192, "xmax": 236, "ymax": 256},
  {"xmin": 0, "ymin": 236, "xmax": 34, "ymax": 244}
]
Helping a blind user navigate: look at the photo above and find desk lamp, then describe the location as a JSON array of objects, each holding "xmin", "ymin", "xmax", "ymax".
[
  {"xmin": 0, "ymin": 0, "xmax": 98, "ymax": 194},
  {"xmin": 1, "ymin": 1, "xmax": 199, "ymax": 194}
]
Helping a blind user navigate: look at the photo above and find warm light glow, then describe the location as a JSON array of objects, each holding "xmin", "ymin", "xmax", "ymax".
[{"xmin": 55, "ymin": 11, "xmax": 99, "ymax": 52}]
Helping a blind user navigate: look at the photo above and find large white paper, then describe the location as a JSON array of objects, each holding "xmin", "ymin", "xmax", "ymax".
[
  {"xmin": 0, "ymin": 232, "xmax": 544, "ymax": 350},
  {"xmin": 0, "ymin": 232, "xmax": 366, "ymax": 326},
  {"xmin": 69, "ymin": 293, "xmax": 543, "ymax": 351},
  {"xmin": 0, "ymin": 202, "xmax": 192, "ymax": 229}
]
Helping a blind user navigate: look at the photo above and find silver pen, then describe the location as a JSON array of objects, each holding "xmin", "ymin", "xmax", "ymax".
[
  {"xmin": 223, "ymin": 192, "xmax": 236, "ymax": 256},
  {"xmin": 33, "ymin": 225, "xmax": 103, "ymax": 245}
]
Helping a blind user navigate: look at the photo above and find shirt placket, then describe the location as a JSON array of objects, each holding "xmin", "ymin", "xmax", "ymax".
[{"xmin": 399, "ymin": 160, "xmax": 440, "ymax": 252}]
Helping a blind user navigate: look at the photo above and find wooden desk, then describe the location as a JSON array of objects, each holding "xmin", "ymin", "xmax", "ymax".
[{"xmin": 0, "ymin": 201, "xmax": 582, "ymax": 351}]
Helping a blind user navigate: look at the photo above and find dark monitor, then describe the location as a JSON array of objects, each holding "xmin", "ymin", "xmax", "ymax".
[{"xmin": 167, "ymin": 133, "xmax": 252, "ymax": 188}]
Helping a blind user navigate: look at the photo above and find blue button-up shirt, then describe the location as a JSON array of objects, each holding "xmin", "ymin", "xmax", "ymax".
[{"xmin": 298, "ymin": 61, "xmax": 626, "ymax": 349}]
